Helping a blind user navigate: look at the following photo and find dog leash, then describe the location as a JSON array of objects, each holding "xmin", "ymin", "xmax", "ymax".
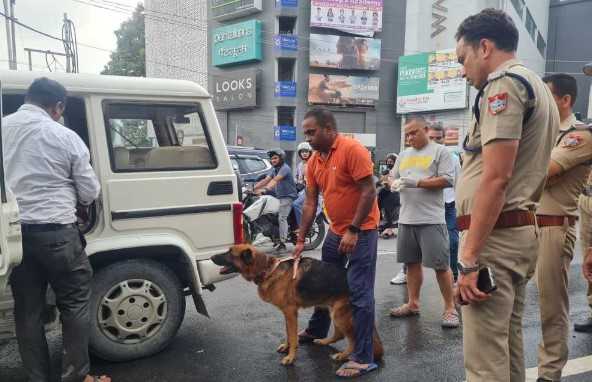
[{"xmin": 271, "ymin": 255, "xmax": 301, "ymax": 280}]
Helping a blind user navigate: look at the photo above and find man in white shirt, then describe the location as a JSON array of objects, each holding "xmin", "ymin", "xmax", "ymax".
[{"xmin": 4, "ymin": 78, "xmax": 108, "ymax": 382}]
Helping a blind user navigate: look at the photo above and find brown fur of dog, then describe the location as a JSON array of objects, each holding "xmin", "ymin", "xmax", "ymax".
[{"xmin": 211, "ymin": 244, "xmax": 384, "ymax": 366}]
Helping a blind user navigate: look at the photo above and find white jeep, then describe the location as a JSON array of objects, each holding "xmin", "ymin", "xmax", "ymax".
[{"xmin": 0, "ymin": 70, "xmax": 242, "ymax": 361}]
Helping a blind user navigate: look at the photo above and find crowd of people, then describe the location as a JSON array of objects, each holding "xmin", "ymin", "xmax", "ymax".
[{"xmin": 4, "ymin": 6, "xmax": 592, "ymax": 382}]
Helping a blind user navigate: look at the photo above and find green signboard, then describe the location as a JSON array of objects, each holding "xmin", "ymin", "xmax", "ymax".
[
  {"xmin": 396, "ymin": 50, "xmax": 467, "ymax": 113},
  {"xmin": 212, "ymin": 20, "xmax": 263, "ymax": 67}
]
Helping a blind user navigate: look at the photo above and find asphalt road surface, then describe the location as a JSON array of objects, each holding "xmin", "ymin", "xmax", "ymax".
[{"xmin": 2, "ymin": 236, "xmax": 592, "ymax": 381}]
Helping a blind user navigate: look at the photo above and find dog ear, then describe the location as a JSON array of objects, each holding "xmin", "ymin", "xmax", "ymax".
[{"xmin": 241, "ymin": 248, "xmax": 253, "ymax": 264}]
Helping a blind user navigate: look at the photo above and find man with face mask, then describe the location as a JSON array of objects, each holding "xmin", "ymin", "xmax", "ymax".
[
  {"xmin": 378, "ymin": 153, "xmax": 399, "ymax": 239},
  {"xmin": 3, "ymin": 78, "xmax": 107, "ymax": 382}
]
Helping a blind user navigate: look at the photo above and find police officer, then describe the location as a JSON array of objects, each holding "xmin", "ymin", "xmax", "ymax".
[
  {"xmin": 576, "ymin": 174, "xmax": 592, "ymax": 333},
  {"xmin": 535, "ymin": 74, "xmax": 591, "ymax": 381},
  {"xmin": 454, "ymin": 9, "xmax": 559, "ymax": 382}
]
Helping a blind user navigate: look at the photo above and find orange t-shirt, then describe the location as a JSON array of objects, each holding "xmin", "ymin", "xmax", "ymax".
[{"xmin": 306, "ymin": 135, "xmax": 380, "ymax": 235}]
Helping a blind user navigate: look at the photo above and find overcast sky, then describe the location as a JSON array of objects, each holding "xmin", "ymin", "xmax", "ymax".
[{"xmin": 0, "ymin": 0, "xmax": 143, "ymax": 74}]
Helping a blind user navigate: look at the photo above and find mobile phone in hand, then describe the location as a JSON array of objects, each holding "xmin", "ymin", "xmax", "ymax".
[{"xmin": 457, "ymin": 266, "xmax": 497, "ymax": 305}]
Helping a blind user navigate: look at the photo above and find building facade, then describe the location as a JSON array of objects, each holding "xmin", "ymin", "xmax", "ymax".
[
  {"xmin": 399, "ymin": 0, "xmax": 552, "ymax": 151},
  {"xmin": 145, "ymin": 0, "xmax": 208, "ymax": 88},
  {"xmin": 546, "ymin": 0, "xmax": 592, "ymax": 120},
  {"xmin": 208, "ymin": 0, "xmax": 406, "ymax": 162}
]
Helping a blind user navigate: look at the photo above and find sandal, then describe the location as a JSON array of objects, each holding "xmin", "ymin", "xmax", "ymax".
[
  {"xmin": 441, "ymin": 310, "xmax": 460, "ymax": 328},
  {"xmin": 389, "ymin": 304, "xmax": 420, "ymax": 318},
  {"xmin": 336, "ymin": 361, "xmax": 378, "ymax": 378}
]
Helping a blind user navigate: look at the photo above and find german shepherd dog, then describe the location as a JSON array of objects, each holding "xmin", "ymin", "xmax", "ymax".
[{"xmin": 211, "ymin": 244, "xmax": 384, "ymax": 365}]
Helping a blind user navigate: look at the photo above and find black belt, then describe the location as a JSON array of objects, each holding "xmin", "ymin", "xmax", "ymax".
[
  {"xmin": 445, "ymin": 201, "xmax": 456, "ymax": 207},
  {"xmin": 21, "ymin": 223, "xmax": 77, "ymax": 233}
]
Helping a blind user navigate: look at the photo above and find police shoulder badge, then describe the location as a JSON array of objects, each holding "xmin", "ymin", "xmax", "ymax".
[
  {"xmin": 488, "ymin": 93, "xmax": 508, "ymax": 115},
  {"xmin": 561, "ymin": 133, "xmax": 583, "ymax": 148}
]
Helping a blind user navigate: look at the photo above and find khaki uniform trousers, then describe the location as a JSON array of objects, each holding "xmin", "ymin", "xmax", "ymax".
[
  {"xmin": 579, "ymin": 195, "xmax": 592, "ymax": 308},
  {"xmin": 535, "ymin": 224, "xmax": 577, "ymax": 381},
  {"xmin": 461, "ymin": 225, "xmax": 538, "ymax": 382}
]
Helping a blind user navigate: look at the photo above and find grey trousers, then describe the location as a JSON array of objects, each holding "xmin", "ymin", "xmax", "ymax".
[
  {"xmin": 278, "ymin": 198, "xmax": 293, "ymax": 243},
  {"xmin": 10, "ymin": 224, "xmax": 93, "ymax": 382}
]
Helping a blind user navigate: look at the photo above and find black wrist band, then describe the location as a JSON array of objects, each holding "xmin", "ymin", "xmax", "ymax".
[{"xmin": 347, "ymin": 225, "xmax": 361, "ymax": 234}]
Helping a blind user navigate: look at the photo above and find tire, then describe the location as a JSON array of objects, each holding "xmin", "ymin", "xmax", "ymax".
[
  {"xmin": 88, "ymin": 259, "xmax": 186, "ymax": 362},
  {"xmin": 304, "ymin": 215, "xmax": 326, "ymax": 251}
]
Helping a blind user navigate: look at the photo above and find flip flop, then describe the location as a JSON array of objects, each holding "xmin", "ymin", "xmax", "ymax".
[
  {"xmin": 336, "ymin": 361, "xmax": 379, "ymax": 378},
  {"xmin": 389, "ymin": 304, "xmax": 420, "ymax": 318}
]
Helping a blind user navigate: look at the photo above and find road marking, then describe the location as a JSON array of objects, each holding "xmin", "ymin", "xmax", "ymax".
[{"xmin": 525, "ymin": 355, "xmax": 592, "ymax": 380}]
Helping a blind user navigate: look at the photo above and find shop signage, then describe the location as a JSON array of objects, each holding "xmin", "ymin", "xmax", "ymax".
[{"xmin": 212, "ymin": 20, "xmax": 263, "ymax": 66}]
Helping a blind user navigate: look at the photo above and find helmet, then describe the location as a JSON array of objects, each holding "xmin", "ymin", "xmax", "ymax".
[
  {"xmin": 297, "ymin": 142, "xmax": 312, "ymax": 154},
  {"xmin": 267, "ymin": 148, "xmax": 286, "ymax": 159}
]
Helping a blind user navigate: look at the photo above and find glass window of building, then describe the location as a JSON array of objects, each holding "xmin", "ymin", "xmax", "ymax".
[
  {"xmin": 537, "ymin": 32, "xmax": 546, "ymax": 56},
  {"xmin": 525, "ymin": 8, "xmax": 536, "ymax": 40},
  {"xmin": 510, "ymin": 0, "xmax": 525, "ymax": 19}
]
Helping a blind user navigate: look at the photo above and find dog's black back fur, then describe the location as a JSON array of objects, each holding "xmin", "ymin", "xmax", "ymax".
[{"xmin": 286, "ymin": 257, "xmax": 349, "ymax": 303}]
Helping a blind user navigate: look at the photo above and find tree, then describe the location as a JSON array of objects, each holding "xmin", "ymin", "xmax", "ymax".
[{"xmin": 102, "ymin": 3, "xmax": 145, "ymax": 76}]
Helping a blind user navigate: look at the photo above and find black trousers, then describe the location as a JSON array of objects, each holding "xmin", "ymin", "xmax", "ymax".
[
  {"xmin": 10, "ymin": 224, "xmax": 93, "ymax": 382},
  {"xmin": 377, "ymin": 188, "xmax": 400, "ymax": 230}
]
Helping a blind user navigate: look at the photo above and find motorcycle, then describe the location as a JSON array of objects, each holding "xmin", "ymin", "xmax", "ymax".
[{"xmin": 242, "ymin": 188, "xmax": 327, "ymax": 251}]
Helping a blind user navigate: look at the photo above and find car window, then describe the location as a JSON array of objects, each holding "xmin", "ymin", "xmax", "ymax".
[
  {"xmin": 230, "ymin": 159, "xmax": 239, "ymax": 172},
  {"xmin": 104, "ymin": 102, "xmax": 216, "ymax": 172},
  {"xmin": 241, "ymin": 158, "xmax": 268, "ymax": 173}
]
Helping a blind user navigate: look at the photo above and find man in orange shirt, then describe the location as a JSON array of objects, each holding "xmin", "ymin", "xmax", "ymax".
[{"xmin": 293, "ymin": 108, "xmax": 380, "ymax": 378}]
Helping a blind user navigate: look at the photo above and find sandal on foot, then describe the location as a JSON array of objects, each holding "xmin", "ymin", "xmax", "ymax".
[
  {"xmin": 298, "ymin": 329, "xmax": 321, "ymax": 344},
  {"xmin": 336, "ymin": 361, "xmax": 378, "ymax": 378},
  {"xmin": 441, "ymin": 310, "xmax": 460, "ymax": 328},
  {"xmin": 389, "ymin": 304, "xmax": 420, "ymax": 318}
]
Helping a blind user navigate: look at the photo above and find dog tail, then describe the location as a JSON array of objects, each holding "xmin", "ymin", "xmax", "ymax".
[{"xmin": 373, "ymin": 324, "xmax": 384, "ymax": 360}]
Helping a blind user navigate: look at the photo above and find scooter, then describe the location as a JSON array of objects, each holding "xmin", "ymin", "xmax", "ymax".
[{"xmin": 242, "ymin": 188, "xmax": 326, "ymax": 251}]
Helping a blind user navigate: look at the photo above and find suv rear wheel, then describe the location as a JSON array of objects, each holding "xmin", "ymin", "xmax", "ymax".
[{"xmin": 88, "ymin": 259, "xmax": 186, "ymax": 361}]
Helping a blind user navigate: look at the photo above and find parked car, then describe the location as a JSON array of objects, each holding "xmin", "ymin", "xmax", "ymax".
[
  {"xmin": 0, "ymin": 70, "xmax": 243, "ymax": 362},
  {"xmin": 227, "ymin": 146, "xmax": 272, "ymax": 186}
]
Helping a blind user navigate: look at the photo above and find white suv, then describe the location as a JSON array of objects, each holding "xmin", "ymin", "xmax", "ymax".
[{"xmin": 0, "ymin": 70, "xmax": 242, "ymax": 361}]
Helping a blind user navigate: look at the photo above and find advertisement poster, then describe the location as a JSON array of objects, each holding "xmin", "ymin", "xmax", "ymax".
[
  {"xmin": 308, "ymin": 74, "xmax": 379, "ymax": 106},
  {"xmin": 396, "ymin": 49, "xmax": 468, "ymax": 113},
  {"xmin": 309, "ymin": 34, "xmax": 381, "ymax": 70},
  {"xmin": 310, "ymin": 0, "xmax": 383, "ymax": 36}
]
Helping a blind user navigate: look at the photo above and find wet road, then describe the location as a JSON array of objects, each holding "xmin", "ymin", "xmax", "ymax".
[{"xmin": 2, "ymin": 236, "xmax": 592, "ymax": 381}]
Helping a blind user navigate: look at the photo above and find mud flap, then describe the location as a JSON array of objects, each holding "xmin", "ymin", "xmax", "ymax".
[{"xmin": 191, "ymin": 290, "xmax": 210, "ymax": 318}]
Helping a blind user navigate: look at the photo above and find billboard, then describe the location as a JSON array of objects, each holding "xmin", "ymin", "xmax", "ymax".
[
  {"xmin": 308, "ymin": 74, "xmax": 379, "ymax": 106},
  {"xmin": 212, "ymin": 20, "xmax": 263, "ymax": 67},
  {"xmin": 211, "ymin": 0, "xmax": 263, "ymax": 21},
  {"xmin": 396, "ymin": 49, "xmax": 467, "ymax": 113},
  {"xmin": 309, "ymin": 34, "xmax": 381, "ymax": 70},
  {"xmin": 310, "ymin": 0, "xmax": 383, "ymax": 36},
  {"xmin": 212, "ymin": 70, "xmax": 258, "ymax": 110}
]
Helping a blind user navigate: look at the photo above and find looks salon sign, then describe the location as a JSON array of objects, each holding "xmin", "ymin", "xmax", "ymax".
[{"xmin": 212, "ymin": 70, "xmax": 258, "ymax": 110}]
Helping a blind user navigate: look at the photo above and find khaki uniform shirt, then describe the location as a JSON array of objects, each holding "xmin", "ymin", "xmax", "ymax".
[
  {"xmin": 456, "ymin": 59, "xmax": 560, "ymax": 216},
  {"xmin": 538, "ymin": 115, "xmax": 592, "ymax": 217}
]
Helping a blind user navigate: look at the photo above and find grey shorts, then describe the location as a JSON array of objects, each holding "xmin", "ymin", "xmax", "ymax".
[{"xmin": 397, "ymin": 224, "xmax": 450, "ymax": 270}]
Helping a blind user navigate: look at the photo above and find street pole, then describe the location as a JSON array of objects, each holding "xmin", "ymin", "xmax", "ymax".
[
  {"xmin": 2, "ymin": 0, "xmax": 13, "ymax": 69},
  {"xmin": 26, "ymin": 48, "xmax": 31, "ymax": 70},
  {"xmin": 8, "ymin": 0, "xmax": 16, "ymax": 70}
]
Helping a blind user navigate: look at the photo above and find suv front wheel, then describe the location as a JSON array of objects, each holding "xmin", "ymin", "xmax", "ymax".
[{"xmin": 88, "ymin": 259, "xmax": 186, "ymax": 361}]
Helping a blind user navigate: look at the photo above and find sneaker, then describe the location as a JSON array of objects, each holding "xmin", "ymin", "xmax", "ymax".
[
  {"xmin": 390, "ymin": 268, "xmax": 407, "ymax": 285},
  {"xmin": 574, "ymin": 315, "xmax": 592, "ymax": 333},
  {"xmin": 441, "ymin": 310, "xmax": 460, "ymax": 328}
]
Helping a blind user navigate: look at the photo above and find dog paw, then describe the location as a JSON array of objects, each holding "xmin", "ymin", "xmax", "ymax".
[
  {"xmin": 331, "ymin": 352, "xmax": 350, "ymax": 362},
  {"xmin": 276, "ymin": 343, "xmax": 289, "ymax": 353},
  {"xmin": 281, "ymin": 355, "xmax": 295, "ymax": 366}
]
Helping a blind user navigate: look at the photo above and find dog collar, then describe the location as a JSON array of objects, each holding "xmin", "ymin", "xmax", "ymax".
[{"xmin": 254, "ymin": 256, "xmax": 298, "ymax": 285}]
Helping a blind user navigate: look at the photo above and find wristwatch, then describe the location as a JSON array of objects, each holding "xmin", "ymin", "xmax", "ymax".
[
  {"xmin": 347, "ymin": 225, "xmax": 361, "ymax": 234},
  {"xmin": 457, "ymin": 260, "xmax": 480, "ymax": 275}
]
